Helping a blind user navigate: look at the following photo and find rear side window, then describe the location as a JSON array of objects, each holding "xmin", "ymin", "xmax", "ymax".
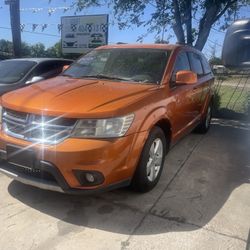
[
  {"xmin": 201, "ymin": 56, "xmax": 212, "ymax": 74},
  {"xmin": 188, "ymin": 52, "xmax": 204, "ymax": 76}
]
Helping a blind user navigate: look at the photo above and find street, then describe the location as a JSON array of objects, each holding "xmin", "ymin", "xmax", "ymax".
[{"xmin": 0, "ymin": 119, "xmax": 249, "ymax": 250}]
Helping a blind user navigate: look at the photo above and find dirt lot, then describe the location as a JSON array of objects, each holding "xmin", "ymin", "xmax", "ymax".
[{"xmin": 0, "ymin": 119, "xmax": 249, "ymax": 250}]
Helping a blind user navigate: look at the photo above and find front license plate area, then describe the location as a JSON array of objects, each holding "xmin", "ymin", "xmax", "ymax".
[{"xmin": 6, "ymin": 145, "xmax": 35, "ymax": 170}]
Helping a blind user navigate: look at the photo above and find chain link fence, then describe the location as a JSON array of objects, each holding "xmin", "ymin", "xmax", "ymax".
[{"xmin": 213, "ymin": 71, "xmax": 250, "ymax": 121}]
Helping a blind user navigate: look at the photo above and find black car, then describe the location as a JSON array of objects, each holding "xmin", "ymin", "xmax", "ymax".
[{"xmin": 0, "ymin": 58, "xmax": 73, "ymax": 95}]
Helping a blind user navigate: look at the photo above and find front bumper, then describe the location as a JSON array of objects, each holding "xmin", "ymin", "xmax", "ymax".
[
  {"xmin": 0, "ymin": 130, "xmax": 148, "ymax": 193},
  {"xmin": 0, "ymin": 160, "xmax": 130, "ymax": 194}
]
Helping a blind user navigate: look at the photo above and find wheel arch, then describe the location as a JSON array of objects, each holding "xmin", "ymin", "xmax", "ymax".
[
  {"xmin": 137, "ymin": 107, "xmax": 173, "ymax": 145},
  {"xmin": 201, "ymin": 90, "xmax": 214, "ymax": 118},
  {"xmin": 154, "ymin": 118, "xmax": 172, "ymax": 146}
]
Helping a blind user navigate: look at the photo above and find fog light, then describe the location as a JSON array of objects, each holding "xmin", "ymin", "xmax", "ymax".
[
  {"xmin": 73, "ymin": 170, "xmax": 105, "ymax": 187},
  {"xmin": 85, "ymin": 173, "xmax": 95, "ymax": 183}
]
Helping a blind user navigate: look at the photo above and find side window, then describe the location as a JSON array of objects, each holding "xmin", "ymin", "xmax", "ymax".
[
  {"xmin": 188, "ymin": 52, "xmax": 204, "ymax": 76},
  {"xmin": 173, "ymin": 52, "xmax": 190, "ymax": 73},
  {"xmin": 201, "ymin": 56, "xmax": 212, "ymax": 74},
  {"xmin": 32, "ymin": 61, "xmax": 65, "ymax": 79},
  {"xmin": 171, "ymin": 52, "xmax": 190, "ymax": 86}
]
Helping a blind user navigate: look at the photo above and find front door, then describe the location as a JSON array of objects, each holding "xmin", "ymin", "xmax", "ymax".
[{"xmin": 167, "ymin": 51, "xmax": 198, "ymax": 140}]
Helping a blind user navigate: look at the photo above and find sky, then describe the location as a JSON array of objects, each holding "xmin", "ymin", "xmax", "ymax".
[{"xmin": 0, "ymin": 0, "xmax": 249, "ymax": 58}]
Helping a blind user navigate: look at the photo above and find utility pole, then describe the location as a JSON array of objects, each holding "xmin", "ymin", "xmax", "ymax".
[{"xmin": 5, "ymin": 0, "xmax": 21, "ymax": 57}]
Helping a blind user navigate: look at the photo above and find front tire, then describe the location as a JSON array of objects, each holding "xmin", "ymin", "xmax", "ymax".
[{"xmin": 131, "ymin": 126, "xmax": 168, "ymax": 192}]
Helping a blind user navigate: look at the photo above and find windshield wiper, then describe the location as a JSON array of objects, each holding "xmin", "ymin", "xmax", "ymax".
[{"xmin": 80, "ymin": 74, "xmax": 130, "ymax": 81}]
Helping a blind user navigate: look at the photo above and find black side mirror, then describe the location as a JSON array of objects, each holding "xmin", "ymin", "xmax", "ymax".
[{"xmin": 222, "ymin": 19, "xmax": 250, "ymax": 69}]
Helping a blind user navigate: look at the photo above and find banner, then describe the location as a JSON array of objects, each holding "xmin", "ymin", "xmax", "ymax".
[{"xmin": 61, "ymin": 15, "xmax": 109, "ymax": 54}]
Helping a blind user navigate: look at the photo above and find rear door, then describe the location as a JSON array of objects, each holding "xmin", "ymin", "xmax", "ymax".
[
  {"xmin": 200, "ymin": 55, "xmax": 214, "ymax": 109},
  {"xmin": 187, "ymin": 52, "xmax": 211, "ymax": 115}
]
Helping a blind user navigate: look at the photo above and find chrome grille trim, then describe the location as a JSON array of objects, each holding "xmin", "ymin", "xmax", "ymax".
[
  {"xmin": 2, "ymin": 109, "xmax": 77, "ymax": 145},
  {"xmin": 3, "ymin": 112, "xmax": 27, "ymax": 124}
]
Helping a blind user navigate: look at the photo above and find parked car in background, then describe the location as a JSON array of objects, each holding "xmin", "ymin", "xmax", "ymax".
[
  {"xmin": 212, "ymin": 65, "xmax": 228, "ymax": 74},
  {"xmin": 0, "ymin": 44, "xmax": 214, "ymax": 194},
  {"xmin": 0, "ymin": 58, "xmax": 73, "ymax": 95}
]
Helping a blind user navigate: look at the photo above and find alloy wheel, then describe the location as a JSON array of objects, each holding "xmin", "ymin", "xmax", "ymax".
[{"xmin": 146, "ymin": 138, "xmax": 163, "ymax": 182}]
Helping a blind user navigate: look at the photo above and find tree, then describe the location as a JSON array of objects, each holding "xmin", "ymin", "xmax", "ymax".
[
  {"xmin": 45, "ymin": 42, "xmax": 80, "ymax": 59},
  {"xmin": 30, "ymin": 43, "xmax": 46, "ymax": 57},
  {"xmin": 154, "ymin": 38, "xmax": 169, "ymax": 44},
  {"xmin": 0, "ymin": 39, "xmax": 13, "ymax": 59},
  {"xmin": 70, "ymin": 0, "xmax": 250, "ymax": 51},
  {"xmin": 209, "ymin": 56, "xmax": 223, "ymax": 65},
  {"xmin": 0, "ymin": 39, "xmax": 78, "ymax": 59},
  {"xmin": 46, "ymin": 42, "xmax": 63, "ymax": 58},
  {"xmin": 0, "ymin": 39, "xmax": 13, "ymax": 54},
  {"xmin": 21, "ymin": 42, "xmax": 32, "ymax": 57},
  {"xmin": 0, "ymin": 39, "xmax": 32, "ymax": 59}
]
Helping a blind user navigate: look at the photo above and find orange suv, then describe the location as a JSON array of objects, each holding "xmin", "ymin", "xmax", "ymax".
[{"xmin": 0, "ymin": 44, "xmax": 214, "ymax": 194}]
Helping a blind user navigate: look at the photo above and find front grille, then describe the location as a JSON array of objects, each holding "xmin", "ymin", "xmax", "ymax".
[
  {"xmin": 2, "ymin": 109, "xmax": 77, "ymax": 145},
  {"xmin": 4, "ymin": 162, "xmax": 57, "ymax": 183}
]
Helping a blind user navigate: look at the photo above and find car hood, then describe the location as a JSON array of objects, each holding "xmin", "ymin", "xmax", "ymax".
[{"xmin": 1, "ymin": 76, "xmax": 157, "ymax": 118}]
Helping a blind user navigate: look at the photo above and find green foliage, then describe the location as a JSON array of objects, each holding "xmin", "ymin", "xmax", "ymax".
[
  {"xmin": 247, "ymin": 92, "xmax": 250, "ymax": 118},
  {"xmin": 67, "ymin": 0, "xmax": 250, "ymax": 50},
  {"xmin": 0, "ymin": 39, "xmax": 13, "ymax": 59},
  {"xmin": 216, "ymin": 85, "xmax": 249, "ymax": 114},
  {"xmin": 216, "ymin": 75, "xmax": 227, "ymax": 81},
  {"xmin": 213, "ymin": 91, "xmax": 221, "ymax": 113},
  {"xmin": 154, "ymin": 38, "xmax": 169, "ymax": 44},
  {"xmin": 45, "ymin": 42, "xmax": 63, "ymax": 58},
  {"xmin": 30, "ymin": 43, "xmax": 46, "ymax": 57},
  {"xmin": 21, "ymin": 42, "xmax": 32, "ymax": 57},
  {"xmin": 0, "ymin": 39, "xmax": 12, "ymax": 53},
  {"xmin": 0, "ymin": 39, "xmax": 64, "ymax": 58},
  {"xmin": 0, "ymin": 39, "xmax": 82, "ymax": 60},
  {"xmin": 209, "ymin": 56, "xmax": 223, "ymax": 65}
]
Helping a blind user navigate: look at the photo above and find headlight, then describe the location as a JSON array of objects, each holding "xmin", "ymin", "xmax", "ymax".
[{"xmin": 71, "ymin": 114, "xmax": 134, "ymax": 138}]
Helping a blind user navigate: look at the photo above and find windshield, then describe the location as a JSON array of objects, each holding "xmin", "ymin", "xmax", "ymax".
[
  {"xmin": 63, "ymin": 48, "xmax": 171, "ymax": 84},
  {"xmin": 0, "ymin": 60, "xmax": 36, "ymax": 84}
]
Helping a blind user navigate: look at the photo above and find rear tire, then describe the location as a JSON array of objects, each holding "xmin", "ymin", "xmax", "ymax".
[
  {"xmin": 131, "ymin": 126, "xmax": 168, "ymax": 192},
  {"xmin": 195, "ymin": 102, "xmax": 212, "ymax": 134}
]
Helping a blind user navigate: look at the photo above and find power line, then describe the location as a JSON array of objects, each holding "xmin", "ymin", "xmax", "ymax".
[
  {"xmin": 0, "ymin": 5, "xmax": 73, "ymax": 12},
  {"xmin": 192, "ymin": 17, "xmax": 224, "ymax": 47},
  {"xmin": 210, "ymin": 27, "xmax": 226, "ymax": 34},
  {"xmin": 193, "ymin": 17, "xmax": 226, "ymax": 34},
  {"xmin": 207, "ymin": 38, "xmax": 223, "ymax": 47},
  {"xmin": 0, "ymin": 26, "xmax": 60, "ymax": 37}
]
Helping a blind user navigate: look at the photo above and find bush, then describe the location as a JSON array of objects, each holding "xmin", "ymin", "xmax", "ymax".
[
  {"xmin": 247, "ymin": 93, "xmax": 250, "ymax": 118},
  {"xmin": 213, "ymin": 91, "xmax": 221, "ymax": 114}
]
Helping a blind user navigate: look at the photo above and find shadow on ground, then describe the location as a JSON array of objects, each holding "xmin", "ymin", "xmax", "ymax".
[
  {"xmin": 214, "ymin": 108, "xmax": 250, "ymax": 121},
  {"xmin": 7, "ymin": 119, "xmax": 250, "ymax": 236}
]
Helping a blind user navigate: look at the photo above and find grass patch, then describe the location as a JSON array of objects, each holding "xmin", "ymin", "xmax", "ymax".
[{"xmin": 215, "ymin": 85, "xmax": 249, "ymax": 114}]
